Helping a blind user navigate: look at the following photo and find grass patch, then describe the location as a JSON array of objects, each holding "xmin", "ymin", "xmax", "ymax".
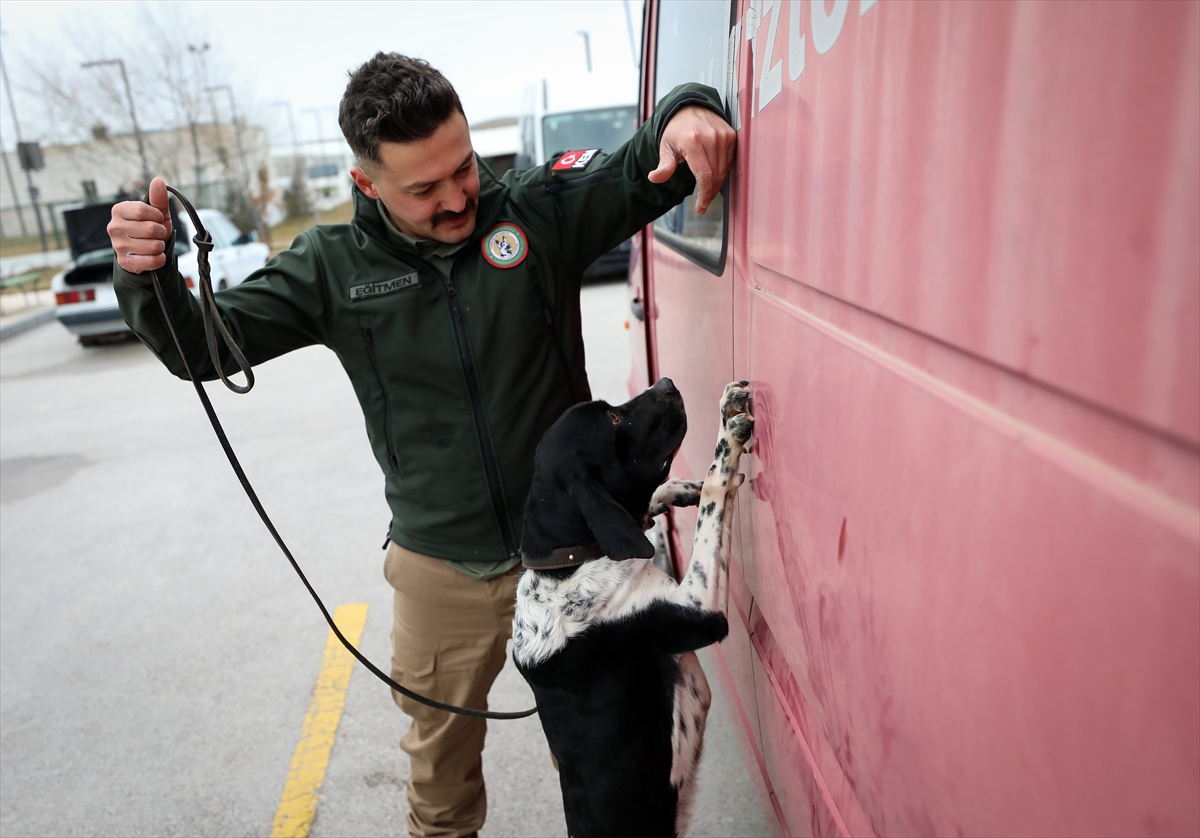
[
  {"xmin": 0, "ymin": 266, "xmax": 57, "ymax": 295},
  {"xmin": 2, "ymin": 200, "xmax": 359, "ymax": 259},
  {"xmin": 270, "ymin": 201, "xmax": 354, "ymax": 254},
  {"xmin": 0, "ymin": 235, "xmax": 61, "ymax": 259}
]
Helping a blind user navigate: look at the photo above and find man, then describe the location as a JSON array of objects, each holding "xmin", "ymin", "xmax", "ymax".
[{"xmin": 108, "ymin": 52, "xmax": 734, "ymax": 838}]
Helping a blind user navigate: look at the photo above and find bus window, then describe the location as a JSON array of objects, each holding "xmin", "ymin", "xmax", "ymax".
[{"xmin": 653, "ymin": 0, "xmax": 730, "ymax": 274}]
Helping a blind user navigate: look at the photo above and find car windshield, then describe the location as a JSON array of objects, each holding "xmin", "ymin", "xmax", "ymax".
[
  {"xmin": 542, "ymin": 106, "xmax": 637, "ymax": 163},
  {"xmin": 75, "ymin": 248, "xmax": 115, "ymax": 267}
]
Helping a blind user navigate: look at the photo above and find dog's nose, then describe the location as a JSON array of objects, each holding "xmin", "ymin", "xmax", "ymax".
[{"xmin": 649, "ymin": 378, "xmax": 684, "ymax": 410}]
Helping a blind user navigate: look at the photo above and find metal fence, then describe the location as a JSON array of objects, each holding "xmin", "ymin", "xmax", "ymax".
[{"xmin": 0, "ymin": 177, "xmax": 243, "ymax": 246}]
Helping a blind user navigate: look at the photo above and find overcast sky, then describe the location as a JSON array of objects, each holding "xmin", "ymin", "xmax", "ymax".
[{"xmin": 0, "ymin": 0, "xmax": 643, "ymax": 149}]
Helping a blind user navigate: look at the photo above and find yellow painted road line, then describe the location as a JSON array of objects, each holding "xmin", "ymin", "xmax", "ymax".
[{"xmin": 271, "ymin": 603, "xmax": 369, "ymax": 838}]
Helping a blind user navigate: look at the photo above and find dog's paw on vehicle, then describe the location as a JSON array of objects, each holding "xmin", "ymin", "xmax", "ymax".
[{"xmin": 514, "ymin": 378, "xmax": 752, "ymax": 837}]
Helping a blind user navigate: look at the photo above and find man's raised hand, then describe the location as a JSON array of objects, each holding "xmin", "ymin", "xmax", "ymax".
[
  {"xmin": 647, "ymin": 105, "xmax": 736, "ymax": 216},
  {"xmin": 108, "ymin": 176, "xmax": 172, "ymax": 274}
]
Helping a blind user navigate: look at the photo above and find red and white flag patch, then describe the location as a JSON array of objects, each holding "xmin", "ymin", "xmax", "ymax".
[{"xmin": 551, "ymin": 148, "xmax": 600, "ymax": 171}]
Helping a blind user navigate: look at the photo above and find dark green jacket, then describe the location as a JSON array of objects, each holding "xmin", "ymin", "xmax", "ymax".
[{"xmin": 114, "ymin": 83, "xmax": 724, "ymax": 562}]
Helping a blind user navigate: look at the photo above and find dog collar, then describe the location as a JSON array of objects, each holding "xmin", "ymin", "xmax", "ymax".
[{"xmin": 521, "ymin": 541, "xmax": 605, "ymax": 570}]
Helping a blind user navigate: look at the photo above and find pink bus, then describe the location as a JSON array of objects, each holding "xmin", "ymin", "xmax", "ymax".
[{"xmin": 628, "ymin": 1, "xmax": 1199, "ymax": 835}]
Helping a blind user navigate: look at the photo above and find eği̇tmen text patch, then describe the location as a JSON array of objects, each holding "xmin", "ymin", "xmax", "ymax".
[{"xmin": 349, "ymin": 272, "xmax": 419, "ymax": 301}]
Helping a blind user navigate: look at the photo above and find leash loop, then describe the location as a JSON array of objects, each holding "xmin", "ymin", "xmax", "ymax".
[{"xmin": 142, "ymin": 185, "xmax": 537, "ymax": 721}]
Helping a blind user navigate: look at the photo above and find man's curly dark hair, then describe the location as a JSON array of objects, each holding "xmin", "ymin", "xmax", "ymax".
[{"xmin": 339, "ymin": 52, "xmax": 464, "ymax": 171}]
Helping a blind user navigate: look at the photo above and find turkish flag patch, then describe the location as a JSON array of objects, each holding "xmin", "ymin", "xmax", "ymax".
[{"xmin": 551, "ymin": 148, "xmax": 600, "ymax": 171}]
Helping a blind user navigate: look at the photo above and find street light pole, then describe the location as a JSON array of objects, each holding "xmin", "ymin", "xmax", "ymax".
[
  {"xmin": 623, "ymin": 0, "xmax": 641, "ymax": 69},
  {"xmin": 1, "ymin": 147, "xmax": 27, "ymax": 237},
  {"xmin": 188, "ymin": 43, "xmax": 216, "ymax": 126},
  {"xmin": 1, "ymin": 44, "xmax": 46, "ymax": 251},
  {"xmin": 300, "ymin": 107, "xmax": 326, "ymax": 224},
  {"xmin": 270, "ymin": 100, "xmax": 311, "ymax": 220},
  {"xmin": 187, "ymin": 42, "xmax": 211, "ymax": 205},
  {"xmin": 82, "ymin": 58, "xmax": 151, "ymax": 189},
  {"xmin": 0, "ymin": 27, "xmax": 21, "ymax": 235},
  {"xmin": 207, "ymin": 84, "xmax": 266, "ymax": 238},
  {"xmin": 270, "ymin": 100, "xmax": 301, "ymax": 162},
  {"xmin": 206, "ymin": 85, "xmax": 250, "ymax": 188},
  {"xmin": 577, "ymin": 30, "xmax": 593, "ymax": 73}
]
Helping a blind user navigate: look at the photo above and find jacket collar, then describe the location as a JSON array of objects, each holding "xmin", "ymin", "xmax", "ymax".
[{"xmin": 351, "ymin": 154, "xmax": 509, "ymax": 258}]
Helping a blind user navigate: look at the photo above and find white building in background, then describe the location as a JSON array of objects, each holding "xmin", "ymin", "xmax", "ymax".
[
  {"xmin": 267, "ymin": 137, "xmax": 356, "ymax": 217},
  {"xmin": 0, "ymin": 123, "xmax": 270, "ymax": 242},
  {"xmin": 1, "ymin": 113, "xmax": 527, "ymax": 242},
  {"xmin": 264, "ymin": 119, "xmax": 519, "ymax": 225}
]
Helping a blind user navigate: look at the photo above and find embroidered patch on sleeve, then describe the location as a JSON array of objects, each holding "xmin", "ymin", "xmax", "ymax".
[
  {"xmin": 482, "ymin": 223, "xmax": 528, "ymax": 268},
  {"xmin": 348, "ymin": 271, "xmax": 419, "ymax": 301},
  {"xmin": 551, "ymin": 148, "xmax": 601, "ymax": 171}
]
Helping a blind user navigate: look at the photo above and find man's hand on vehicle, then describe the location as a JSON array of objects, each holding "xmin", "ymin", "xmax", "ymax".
[
  {"xmin": 108, "ymin": 176, "xmax": 173, "ymax": 274},
  {"xmin": 648, "ymin": 105, "xmax": 736, "ymax": 215}
]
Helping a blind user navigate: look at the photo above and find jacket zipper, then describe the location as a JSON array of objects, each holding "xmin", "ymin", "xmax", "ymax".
[
  {"xmin": 432, "ymin": 262, "xmax": 520, "ymax": 558},
  {"xmin": 544, "ymin": 167, "xmax": 618, "ymax": 218},
  {"xmin": 353, "ymin": 190, "xmax": 520, "ymax": 557},
  {"xmin": 543, "ymin": 166, "xmax": 618, "ymax": 194},
  {"xmin": 360, "ymin": 327, "xmax": 399, "ymax": 473}
]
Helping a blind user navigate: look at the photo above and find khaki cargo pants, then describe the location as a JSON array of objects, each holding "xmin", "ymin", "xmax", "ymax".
[{"xmin": 384, "ymin": 542, "xmax": 518, "ymax": 838}]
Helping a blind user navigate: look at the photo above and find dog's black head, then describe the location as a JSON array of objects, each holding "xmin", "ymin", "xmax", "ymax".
[{"xmin": 521, "ymin": 378, "xmax": 686, "ymax": 563}]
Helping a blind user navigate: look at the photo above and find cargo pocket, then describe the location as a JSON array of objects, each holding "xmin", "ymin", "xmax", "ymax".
[{"xmin": 390, "ymin": 640, "xmax": 439, "ymax": 717}]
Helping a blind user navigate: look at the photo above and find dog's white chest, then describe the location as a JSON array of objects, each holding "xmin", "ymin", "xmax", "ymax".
[{"xmin": 514, "ymin": 561, "xmax": 628, "ymax": 666}]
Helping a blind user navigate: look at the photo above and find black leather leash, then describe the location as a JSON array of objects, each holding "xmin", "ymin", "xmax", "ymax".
[{"xmin": 144, "ymin": 185, "xmax": 537, "ymax": 720}]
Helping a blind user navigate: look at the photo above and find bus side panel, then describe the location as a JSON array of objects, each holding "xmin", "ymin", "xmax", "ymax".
[
  {"xmin": 728, "ymin": 0, "xmax": 1200, "ymax": 836},
  {"xmin": 739, "ymin": 283, "xmax": 1198, "ymax": 836},
  {"xmin": 748, "ymin": 0, "xmax": 1200, "ymax": 452}
]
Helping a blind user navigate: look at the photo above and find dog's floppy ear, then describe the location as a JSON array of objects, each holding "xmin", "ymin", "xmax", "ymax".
[{"xmin": 571, "ymin": 468, "xmax": 655, "ymax": 560}]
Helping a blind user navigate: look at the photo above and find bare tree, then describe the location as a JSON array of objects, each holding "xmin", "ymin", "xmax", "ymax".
[{"xmin": 17, "ymin": 5, "xmax": 268, "ymax": 216}]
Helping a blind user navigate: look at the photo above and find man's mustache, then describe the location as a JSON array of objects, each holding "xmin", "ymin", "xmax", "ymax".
[{"xmin": 432, "ymin": 197, "xmax": 477, "ymax": 228}]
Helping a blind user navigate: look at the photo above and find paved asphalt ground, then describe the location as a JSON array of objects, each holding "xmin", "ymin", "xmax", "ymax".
[{"xmin": 0, "ymin": 279, "xmax": 769, "ymax": 837}]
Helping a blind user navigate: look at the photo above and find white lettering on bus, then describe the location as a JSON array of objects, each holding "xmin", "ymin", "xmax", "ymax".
[
  {"xmin": 811, "ymin": 0, "xmax": 850, "ymax": 55},
  {"xmin": 788, "ymin": 0, "xmax": 806, "ymax": 82},
  {"xmin": 758, "ymin": 0, "xmax": 784, "ymax": 113},
  {"xmin": 744, "ymin": 0, "xmax": 878, "ymax": 121},
  {"xmin": 725, "ymin": 19, "xmax": 744, "ymax": 130},
  {"xmin": 746, "ymin": 0, "xmax": 760, "ymax": 119}
]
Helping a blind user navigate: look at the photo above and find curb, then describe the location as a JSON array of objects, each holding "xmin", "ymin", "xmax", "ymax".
[{"xmin": 0, "ymin": 307, "xmax": 56, "ymax": 342}]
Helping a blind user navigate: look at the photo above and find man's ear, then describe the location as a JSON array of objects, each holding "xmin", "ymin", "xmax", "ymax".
[
  {"xmin": 571, "ymin": 469, "xmax": 655, "ymax": 561},
  {"xmin": 349, "ymin": 166, "xmax": 381, "ymax": 201}
]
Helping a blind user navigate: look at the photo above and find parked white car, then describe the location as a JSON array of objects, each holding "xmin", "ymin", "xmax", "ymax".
[{"xmin": 53, "ymin": 201, "xmax": 270, "ymax": 346}]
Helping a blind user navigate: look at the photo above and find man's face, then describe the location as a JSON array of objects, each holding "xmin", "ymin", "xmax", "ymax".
[{"xmin": 349, "ymin": 111, "xmax": 480, "ymax": 244}]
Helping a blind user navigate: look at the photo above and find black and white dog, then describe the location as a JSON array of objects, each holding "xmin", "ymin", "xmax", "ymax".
[{"xmin": 514, "ymin": 378, "xmax": 753, "ymax": 837}]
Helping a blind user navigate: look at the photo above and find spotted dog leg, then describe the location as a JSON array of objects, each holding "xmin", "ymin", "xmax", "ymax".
[
  {"xmin": 670, "ymin": 381, "xmax": 752, "ymax": 837},
  {"xmin": 670, "ymin": 648, "xmax": 712, "ymax": 834},
  {"xmin": 642, "ymin": 478, "xmax": 704, "ymax": 529},
  {"xmin": 679, "ymin": 381, "xmax": 752, "ymax": 613}
]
